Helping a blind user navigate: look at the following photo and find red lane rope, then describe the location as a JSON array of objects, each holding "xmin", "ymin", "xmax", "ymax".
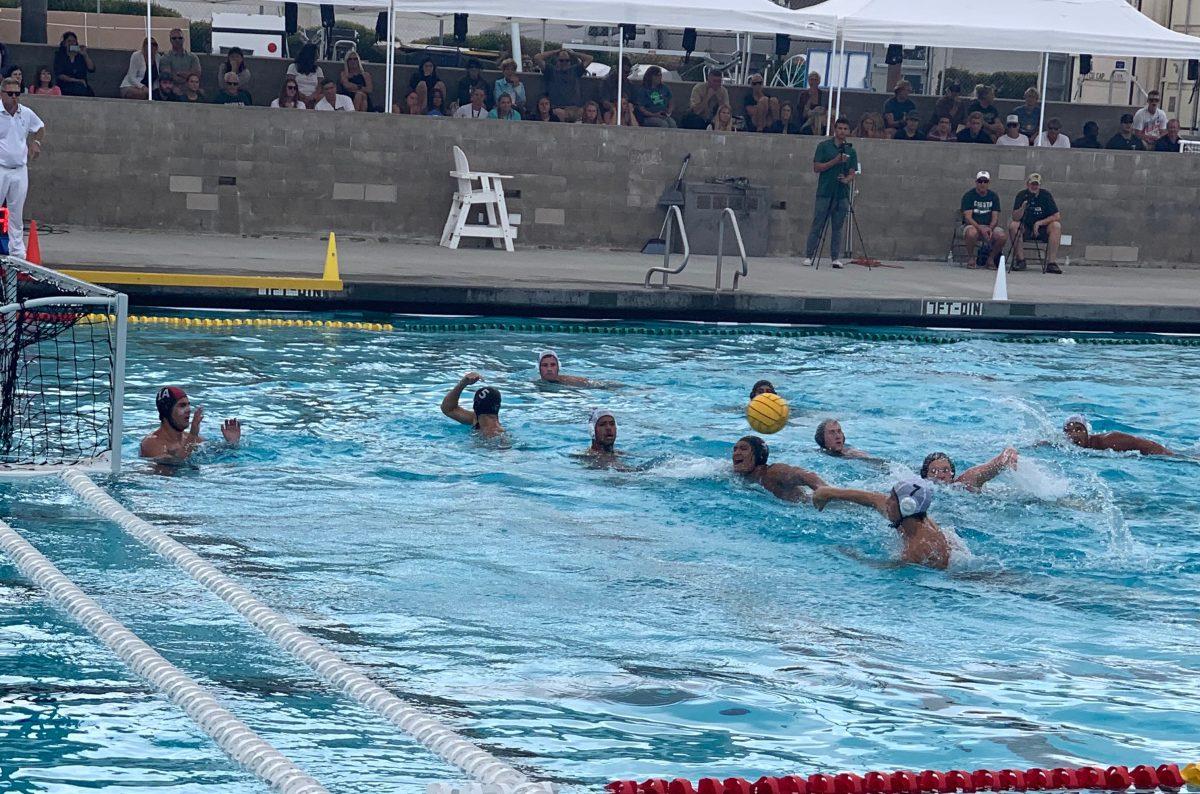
[{"xmin": 608, "ymin": 764, "xmax": 1186, "ymax": 794}]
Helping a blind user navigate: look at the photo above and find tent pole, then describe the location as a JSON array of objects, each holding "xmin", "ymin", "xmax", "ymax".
[
  {"xmin": 617, "ymin": 29, "xmax": 623, "ymax": 126},
  {"xmin": 833, "ymin": 29, "xmax": 846, "ymax": 133},
  {"xmin": 745, "ymin": 32, "xmax": 754, "ymax": 83},
  {"xmin": 826, "ymin": 26, "xmax": 840, "ymax": 136},
  {"xmin": 1037, "ymin": 51, "xmax": 1049, "ymax": 144},
  {"xmin": 541, "ymin": 19, "xmax": 546, "ymax": 53},
  {"xmin": 385, "ymin": 0, "xmax": 395, "ymax": 113},
  {"xmin": 145, "ymin": 0, "xmax": 152, "ymax": 101},
  {"xmin": 510, "ymin": 19, "xmax": 523, "ymax": 69}
]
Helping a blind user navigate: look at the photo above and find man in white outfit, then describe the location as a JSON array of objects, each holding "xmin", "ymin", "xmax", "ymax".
[{"xmin": 0, "ymin": 77, "xmax": 44, "ymax": 259}]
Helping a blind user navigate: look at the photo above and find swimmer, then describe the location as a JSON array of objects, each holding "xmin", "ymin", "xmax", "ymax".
[
  {"xmin": 812, "ymin": 479, "xmax": 950, "ymax": 569},
  {"xmin": 1062, "ymin": 414, "xmax": 1180, "ymax": 456},
  {"xmin": 922, "ymin": 447, "xmax": 1018, "ymax": 492},
  {"xmin": 537, "ymin": 350, "xmax": 592, "ymax": 386},
  {"xmin": 732, "ymin": 435, "xmax": 827, "ymax": 503},
  {"xmin": 578, "ymin": 408, "xmax": 639, "ymax": 470},
  {"xmin": 441, "ymin": 372, "xmax": 504, "ymax": 438},
  {"xmin": 814, "ymin": 418, "xmax": 876, "ymax": 460},
  {"xmin": 139, "ymin": 386, "xmax": 241, "ymax": 463},
  {"xmin": 749, "ymin": 380, "xmax": 777, "ymax": 399}
]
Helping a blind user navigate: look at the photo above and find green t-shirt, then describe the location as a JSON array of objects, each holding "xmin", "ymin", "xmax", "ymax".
[
  {"xmin": 814, "ymin": 138, "xmax": 858, "ymax": 198},
  {"xmin": 960, "ymin": 188, "xmax": 1001, "ymax": 226}
]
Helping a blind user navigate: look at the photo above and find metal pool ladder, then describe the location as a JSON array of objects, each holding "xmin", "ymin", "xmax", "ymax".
[{"xmin": 643, "ymin": 206, "xmax": 749, "ymax": 292}]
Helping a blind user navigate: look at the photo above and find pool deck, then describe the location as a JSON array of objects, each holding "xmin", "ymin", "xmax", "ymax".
[{"xmin": 40, "ymin": 228, "xmax": 1200, "ymax": 332}]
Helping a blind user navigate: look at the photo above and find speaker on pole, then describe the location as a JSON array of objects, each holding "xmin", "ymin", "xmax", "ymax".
[
  {"xmin": 620, "ymin": 23, "xmax": 636, "ymax": 42},
  {"xmin": 774, "ymin": 34, "xmax": 790, "ymax": 58},
  {"xmin": 453, "ymin": 13, "xmax": 468, "ymax": 44},
  {"xmin": 884, "ymin": 44, "xmax": 904, "ymax": 65},
  {"xmin": 375, "ymin": 11, "xmax": 388, "ymax": 40},
  {"xmin": 1188, "ymin": 59, "xmax": 1199, "ymax": 81},
  {"xmin": 284, "ymin": 2, "xmax": 298, "ymax": 35},
  {"xmin": 320, "ymin": 4, "xmax": 335, "ymax": 28},
  {"xmin": 682, "ymin": 27, "xmax": 697, "ymax": 64},
  {"xmin": 1079, "ymin": 54, "xmax": 1093, "ymax": 74}
]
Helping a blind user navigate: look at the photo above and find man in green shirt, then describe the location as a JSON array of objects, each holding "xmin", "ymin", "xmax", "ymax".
[
  {"xmin": 959, "ymin": 170, "xmax": 1007, "ymax": 268},
  {"xmin": 803, "ymin": 116, "xmax": 858, "ymax": 268}
]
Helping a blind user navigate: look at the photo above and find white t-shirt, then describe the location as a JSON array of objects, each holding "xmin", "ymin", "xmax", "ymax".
[
  {"xmin": 1132, "ymin": 106, "xmax": 1168, "ymax": 141},
  {"xmin": 0, "ymin": 104, "xmax": 44, "ymax": 168},
  {"xmin": 1034, "ymin": 132, "xmax": 1071, "ymax": 148},
  {"xmin": 286, "ymin": 64, "xmax": 323, "ymax": 97},
  {"xmin": 995, "ymin": 133, "xmax": 1029, "ymax": 146},
  {"xmin": 454, "ymin": 103, "xmax": 488, "ymax": 119},
  {"xmin": 269, "ymin": 98, "xmax": 307, "ymax": 109},
  {"xmin": 314, "ymin": 94, "xmax": 355, "ymax": 111}
]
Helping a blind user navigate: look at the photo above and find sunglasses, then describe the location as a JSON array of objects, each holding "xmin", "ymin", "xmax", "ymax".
[
  {"xmin": 1007, "ymin": 122, "xmax": 1019, "ymax": 127},
  {"xmin": 976, "ymin": 178, "xmax": 989, "ymax": 183},
  {"xmin": 225, "ymin": 81, "xmax": 239, "ymax": 86},
  {"xmin": 170, "ymin": 36, "xmax": 183, "ymax": 40},
  {"xmin": 286, "ymin": 85, "xmax": 297, "ymax": 90},
  {"xmin": 3, "ymin": 91, "xmax": 19, "ymax": 97},
  {"xmin": 751, "ymin": 80, "xmax": 763, "ymax": 85}
]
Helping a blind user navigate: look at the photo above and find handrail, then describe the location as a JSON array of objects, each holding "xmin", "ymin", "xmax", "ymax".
[
  {"xmin": 715, "ymin": 207, "xmax": 749, "ymax": 292},
  {"xmin": 643, "ymin": 206, "xmax": 691, "ymax": 289}
]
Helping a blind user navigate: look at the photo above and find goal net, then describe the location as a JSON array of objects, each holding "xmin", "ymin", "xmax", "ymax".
[{"xmin": 0, "ymin": 257, "xmax": 127, "ymax": 476}]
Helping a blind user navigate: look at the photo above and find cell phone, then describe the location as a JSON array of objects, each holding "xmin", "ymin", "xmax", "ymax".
[{"xmin": 69, "ymin": 44, "xmax": 80, "ymax": 52}]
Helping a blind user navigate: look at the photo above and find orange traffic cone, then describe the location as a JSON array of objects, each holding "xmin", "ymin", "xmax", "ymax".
[{"xmin": 26, "ymin": 219, "xmax": 41, "ymax": 264}]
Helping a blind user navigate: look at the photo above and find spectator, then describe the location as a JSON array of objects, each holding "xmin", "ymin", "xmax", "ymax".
[
  {"xmin": 1010, "ymin": 87, "xmax": 1041, "ymax": 139},
  {"xmin": 534, "ymin": 48, "xmax": 592, "ymax": 122},
  {"xmin": 119, "ymin": 37, "xmax": 158, "ymax": 100},
  {"xmin": 1034, "ymin": 118, "xmax": 1070, "ymax": 148},
  {"xmin": 797, "ymin": 70, "xmax": 823, "ymax": 123},
  {"xmin": 967, "ymin": 84, "xmax": 1003, "ymax": 139},
  {"xmin": 427, "ymin": 88, "xmax": 446, "ymax": 116},
  {"xmin": 578, "ymin": 99, "xmax": 603, "ymax": 125},
  {"xmin": 682, "ymin": 70, "xmax": 729, "ymax": 130},
  {"xmin": 339, "ymin": 50, "xmax": 374, "ymax": 112},
  {"xmin": 637, "ymin": 66, "xmax": 675, "ymax": 128},
  {"xmin": 799, "ymin": 105, "xmax": 827, "ymax": 135},
  {"xmin": 177, "ymin": 72, "xmax": 205, "ymax": 103},
  {"xmin": 159, "ymin": 28, "xmax": 198, "ymax": 88},
  {"xmin": 1008, "ymin": 173, "xmax": 1063, "ymax": 273},
  {"xmin": 455, "ymin": 58, "xmax": 489, "ymax": 111},
  {"xmin": 453, "ymin": 86, "xmax": 488, "ymax": 119},
  {"xmin": 742, "ymin": 72, "xmax": 779, "ymax": 132},
  {"xmin": 53, "ymin": 31, "xmax": 95, "ymax": 97},
  {"xmin": 766, "ymin": 102, "xmax": 803, "ymax": 134},
  {"xmin": 494, "ymin": 58, "xmax": 525, "ymax": 113},
  {"xmin": 708, "ymin": 104, "xmax": 735, "ymax": 132},
  {"xmin": 996, "ymin": 114, "xmax": 1029, "ymax": 146},
  {"xmin": 1106, "ymin": 113, "xmax": 1145, "ymax": 150},
  {"xmin": 212, "ymin": 71, "xmax": 252, "ymax": 106},
  {"xmin": 3, "ymin": 66, "xmax": 23, "ymax": 95},
  {"xmin": 488, "ymin": 92, "xmax": 521, "ymax": 120},
  {"xmin": 401, "ymin": 89, "xmax": 424, "ymax": 115},
  {"xmin": 960, "ymin": 170, "xmax": 1007, "ymax": 269},
  {"xmin": 801, "ymin": 116, "xmax": 857, "ymax": 268},
  {"xmin": 956, "ymin": 111, "xmax": 993, "ymax": 144},
  {"xmin": 313, "ymin": 78, "xmax": 353, "ymax": 111},
  {"xmin": 1072, "ymin": 120, "xmax": 1102, "ymax": 149},
  {"xmin": 1132, "ymin": 89, "xmax": 1168, "ymax": 146},
  {"xmin": 152, "ymin": 73, "xmax": 175, "ymax": 102},
  {"xmin": 925, "ymin": 114, "xmax": 956, "ymax": 142},
  {"xmin": 1156, "ymin": 118, "xmax": 1183, "ymax": 152},
  {"xmin": 601, "ymin": 57, "xmax": 635, "ymax": 120},
  {"xmin": 270, "ymin": 76, "xmax": 305, "ymax": 109},
  {"xmin": 288, "ymin": 44, "xmax": 323, "ymax": 108},
  {"xmin": 931, "ymin": 81, "xmax": 965, "ymax": 132},
  {"xmin": 220, "ymin": 46, "xmax": 250, "ymax": 96},
  {"xmin": 854, "ymin": 112, "xmax": 890, "ymax": 139},
  {"xmin": 891, "ymin": 110, "xmax": 923, "ymax": 141},
  {"xmin": 882, "ymin": 79, "xmax": 916, "ymax": 132},
  {"xmin": 528, "ymin": 93, "xmax": 558, "ymax": 122},
  {"xmin": 408, "ymin": 56, "xmax": 446, "ymax": 112},
  {"xmin": 0, "ymin": 75, "xmax": 45, "ymax": 261},
  {"xmin": 0, "ymin": 40, "xmax": 7, "ymax": 73},
  {"xmin": 29, "ymin": 67, "xmax": 60, "ymax": 96},
  {"xmin": 605, "ymin": 93, "xmax": 639, "ymax": 126}
]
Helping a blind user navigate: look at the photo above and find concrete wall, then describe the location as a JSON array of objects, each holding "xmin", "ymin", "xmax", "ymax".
[{"xmin": 22, "ymin": 95, "xmax": 1200, "ymax": 266}]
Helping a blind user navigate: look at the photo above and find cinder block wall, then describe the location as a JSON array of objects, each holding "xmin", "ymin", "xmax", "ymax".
[{"xmin": 23, "ymin": 96, "xmax": 1198, "ymax": 265}]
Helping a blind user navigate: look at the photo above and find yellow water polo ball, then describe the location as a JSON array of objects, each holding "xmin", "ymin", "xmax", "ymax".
[{"xmin": 746, "ymin": 392, "xmax": 789, "ymax": 434}]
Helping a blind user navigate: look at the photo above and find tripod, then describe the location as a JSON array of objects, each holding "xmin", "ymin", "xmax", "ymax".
[{"xmin": 843, "ymin": 179, "xmax": 876, "ymax": 270}]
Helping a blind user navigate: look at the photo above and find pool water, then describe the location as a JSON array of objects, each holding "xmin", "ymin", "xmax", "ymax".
[{"xmin": 2, "ymin": 320, "xmax": 1199, "ymax": 793}]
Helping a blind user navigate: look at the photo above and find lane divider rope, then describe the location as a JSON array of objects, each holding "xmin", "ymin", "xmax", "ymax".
[
  {"xmin": 0, "ymin": 517, "xmax": 329, "ymax": 794},
  {"xmin": 61, "ymin": 471, "xmax": 547, "ymax": 794},
  {"xmin": 83, "ymin": 313, "xmax": 1200, "ymax": 346}
]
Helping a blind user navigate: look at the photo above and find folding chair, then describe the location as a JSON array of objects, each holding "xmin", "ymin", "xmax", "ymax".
[
  {"xmin": 440, "ymin": 145, "xmax": 517, "ymax": 252},
  {"xmin": 1007, "ymin": 226, "xmax": 1047, "ymax": 272},
  {"xmin": 947, "ymin": 211, "xmax": 968, "ymax": 266}
]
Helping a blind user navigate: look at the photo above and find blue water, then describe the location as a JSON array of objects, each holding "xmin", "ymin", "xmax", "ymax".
[{"xmin": 2, "ymin": 320, "xmax": 1199, "ymax": 793}]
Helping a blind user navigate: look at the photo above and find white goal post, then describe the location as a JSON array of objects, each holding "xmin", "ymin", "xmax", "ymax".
[{"xmin": 0, "ymin": 257, "xmax": 127, "ymax": 477}]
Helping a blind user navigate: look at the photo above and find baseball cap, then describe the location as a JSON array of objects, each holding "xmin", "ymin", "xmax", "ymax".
[
  {"xmin": 975, "ymin": 170, "xmax": 990, "ymax": 181},
  {"xmin": 1005, "ymin": 114, "xmax": 1019, "ymax": 125},
  {"xmin": 1120, "ymin": 112, "xmax": 1134, "ymax": 123},
  {"xmin": 1027, "ymin": 172, "xmax": 1042, "ymax": 184}
]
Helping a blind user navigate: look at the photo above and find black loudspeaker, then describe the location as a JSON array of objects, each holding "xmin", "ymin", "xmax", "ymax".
[
  {"xmin": 453, "ymin": 13, "xmax": 468, "ymax": 44},
  {"xmin": 375, "ymin": 12, "xmax": 387, "ymax": 40},
  {"xmin": 884, "ymin": 44, "xmax": 904, "ymax": 66},
  {"xmin": 284, "ymin": 2, "xmax": 298, "ymax": 35},
  {"xmin": 620, "ymin": 23, "xmax": 636, "ymax": 42},
  {"xmin": 682, "ymin": 27, "xmax": 697, "ymax": 64},
  {"xmin": 1189, "ymin": 59, "xmax": 1199, "ymax": 81},
  {"xmin": 775, "ymin": 34, "xmax": 790, "ymax": 58},
  {"xmin": 1079, "ymin": 54, "xmax": 1093, "ymax": 74},
  {"xmin": 319, "ymin": 4, "xmax": 335, "ymax": 27}
]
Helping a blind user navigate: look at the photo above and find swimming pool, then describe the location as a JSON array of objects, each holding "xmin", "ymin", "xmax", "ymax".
[{"xmin": 3, "ymin": 318, "xmax": 1198, "ymax": 792}]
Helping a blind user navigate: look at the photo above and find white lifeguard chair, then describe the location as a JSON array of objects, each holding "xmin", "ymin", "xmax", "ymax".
[{"xmin": 440, "ymin": 146, "xmax": 517, "ymax": 252}]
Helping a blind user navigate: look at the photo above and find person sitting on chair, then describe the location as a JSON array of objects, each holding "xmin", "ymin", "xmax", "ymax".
[
  {"xmin": 960, "ymin": 170, "xmax": 1007, "ymax": 269},
  {"xmin": 1007, "ymin": 173, "xmax": 1063, "ymax": 274}
]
